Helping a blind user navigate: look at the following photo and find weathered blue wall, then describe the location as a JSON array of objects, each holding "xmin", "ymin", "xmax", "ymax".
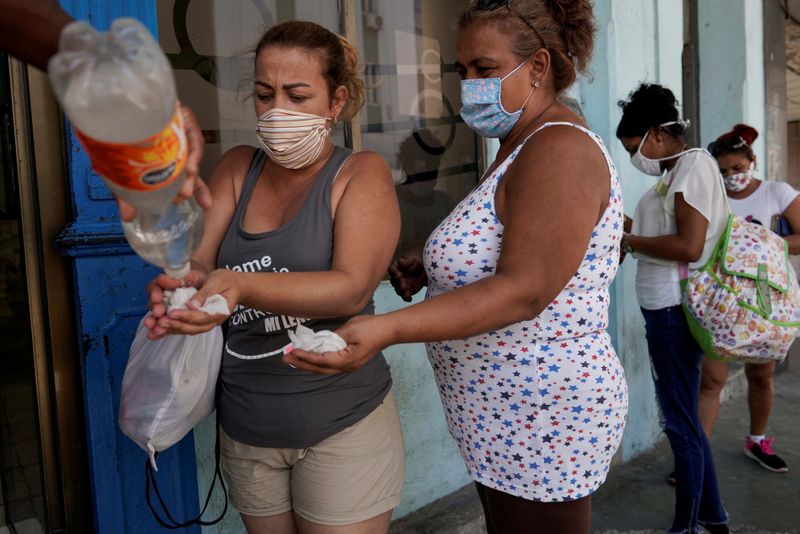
[
  {"xmin": 578, "ymin": 0, "xmax": 685, "ymax": 461},
  {"xmin": 577, "ymin": 0, "xmax": 765, "ymax": 463},
  {"xmin": 698, "ymin": 0, "xmax": 766, "ymax": 168}
]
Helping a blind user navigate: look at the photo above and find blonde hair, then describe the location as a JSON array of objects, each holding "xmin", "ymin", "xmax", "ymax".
[{"xmin": 255, "ymin": 21, "xmax": 365, "ymax": 120}]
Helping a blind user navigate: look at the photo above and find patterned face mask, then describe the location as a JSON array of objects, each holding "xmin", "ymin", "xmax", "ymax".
[
  {"xmin": 723, "ymin": 162, "xmax": 755, "ymax": 192},
  {"xmin": 256, "ymin": 108, "xmax": 333, "ymax": 169},
  {"xmin": 459, "ymin": 59, "xmax": 534, "ymax": 139}
]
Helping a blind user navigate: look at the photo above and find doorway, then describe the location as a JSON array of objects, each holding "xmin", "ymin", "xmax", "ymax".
[
  {"xmin": 0, "ymin": 55, "xmax": 90, "ymax": 534},
  {"xmin": 0, "ymin": 52, "xmax": 45, "ymax": 534}
]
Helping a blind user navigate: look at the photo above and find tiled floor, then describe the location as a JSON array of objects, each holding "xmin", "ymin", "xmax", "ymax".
[
  {"xmin": 0, "ymin": 381, "xmax": 43, "ymax": 531},
  {"xmin": 0, "ymin": 217, "xmax": 41, "ymax": 531}
]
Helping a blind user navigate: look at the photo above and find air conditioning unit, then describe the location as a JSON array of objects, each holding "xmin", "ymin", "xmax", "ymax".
[{"xmin": 364, "ymin": 12, "xmax": 383, "ymax": 31}]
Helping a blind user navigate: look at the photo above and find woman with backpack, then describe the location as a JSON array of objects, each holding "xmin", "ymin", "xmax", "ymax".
[
  {"xmin": 699, "ymin": 123, "xmax": 800, "ymax": 474},
  {"xmin": 616, "ymin": 83, "xmax": 730, "ymax": 534}
]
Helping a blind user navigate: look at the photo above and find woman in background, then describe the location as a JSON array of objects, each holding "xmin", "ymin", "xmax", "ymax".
[
  {"xmin": 700, "ymin": 123, "xmax": 800, "ymax": 474},
  {"xmin": 617, "ymin": 83, "xmax": 729, "ymax": 534}
]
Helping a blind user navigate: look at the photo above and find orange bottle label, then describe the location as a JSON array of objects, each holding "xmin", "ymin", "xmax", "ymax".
[{"xmin": 74, "ymin": 106, "xmax": 188, "ymax": 192}]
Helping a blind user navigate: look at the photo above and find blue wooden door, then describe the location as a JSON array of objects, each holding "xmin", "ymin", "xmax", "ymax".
[{"xmin": 56, "ymin": 2, "xmax": 201, "ymax": 532}]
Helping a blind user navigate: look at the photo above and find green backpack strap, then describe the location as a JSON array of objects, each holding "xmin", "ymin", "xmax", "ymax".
[{"xmin": 756, "ymin": 263, "xmax": 772, "ymax": 316}]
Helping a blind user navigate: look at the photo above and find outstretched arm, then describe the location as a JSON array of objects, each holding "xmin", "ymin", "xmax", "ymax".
[
  {"xmin": 0, "ymin": 2, "xmax": 212, "ymax": 220},
  {"xmin": 153, "ymin": 151, "xmax": 401, "ymax": 336},
  {"xmin": 286, "ymin": 126, "xmax": 613, "ymax": 374},
  {"xmin": 0, "ymin": 0, "xmax": 73, "ymax": 71}
]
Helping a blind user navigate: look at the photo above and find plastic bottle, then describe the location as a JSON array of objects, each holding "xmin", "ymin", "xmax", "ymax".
[{"xmin": 48, "ymin": 18, "xmax": 203, "ymax": 278}]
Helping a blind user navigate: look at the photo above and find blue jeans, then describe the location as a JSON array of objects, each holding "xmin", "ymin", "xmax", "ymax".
[{"xmin": 640, "ymin": 306, "xmax": 728, "ymax": 533}]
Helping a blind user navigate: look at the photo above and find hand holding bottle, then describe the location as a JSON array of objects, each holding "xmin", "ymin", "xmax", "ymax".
[
  {"xmin": 49, "ymin": 18, "xmax": 205, "ymax": 277},
  {"xmin": 116, "ymin": 103, "xmax": 211, "ymax": 222}
]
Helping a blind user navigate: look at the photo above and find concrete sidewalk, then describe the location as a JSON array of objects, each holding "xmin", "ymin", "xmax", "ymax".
[
  {"xmin": 390, "ymin": 358, "xmax": 800, "ymax": 533},
  {"xmin": 590, "ymin": 356, "xmax": 799, "ymax": 533}
]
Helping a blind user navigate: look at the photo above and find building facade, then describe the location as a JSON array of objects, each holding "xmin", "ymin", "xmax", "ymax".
[{"xmin": 0, "ymin": 1, "xmax": 793, "ymax": 533}]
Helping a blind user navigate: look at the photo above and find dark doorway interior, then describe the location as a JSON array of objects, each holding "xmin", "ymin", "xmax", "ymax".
[{"xmin": 0, "ymin": 55, "xmax": 46, "ymax": 534}]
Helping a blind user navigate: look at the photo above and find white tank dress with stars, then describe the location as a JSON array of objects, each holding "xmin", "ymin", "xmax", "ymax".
[{"xmin": 422, "ymin": 122, "xmax": 629, "ymax": 502}]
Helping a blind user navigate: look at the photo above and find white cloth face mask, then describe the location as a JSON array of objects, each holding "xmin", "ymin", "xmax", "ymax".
[{"xmin": 630, "ymin": 119, "xmax": 693, "ymax": 176}]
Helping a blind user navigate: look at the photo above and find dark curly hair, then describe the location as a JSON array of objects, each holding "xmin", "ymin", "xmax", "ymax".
[
  {"xmin": 459, "ymin": 0, "xmax": 596, "ymax": 93},
  {"xmin": 616, "ymin": 83, "xmax": 686, "ymax": 140},
  {"xmin": 708, "ymin": 124, "xmax": 757, "ymax": 161}
]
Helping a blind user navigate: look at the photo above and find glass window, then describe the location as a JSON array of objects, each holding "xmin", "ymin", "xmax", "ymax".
[
  {"xmin": 353, "ymin": 0, "xmax": 480, "ymax": 257},
  {"xmin": 156, "ymin": 0, "xmax": 343, "ymax": 179},
  {"xmin": 157, "ymin": 0, "xmax": 480, "ymax": 258}
]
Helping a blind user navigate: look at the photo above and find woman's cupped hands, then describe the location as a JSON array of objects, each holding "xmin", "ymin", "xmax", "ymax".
[
  {"xmin": 284, "ymin": 314, "xmax": 396, "ymax": 375},
  {"xmin": 144, "ymin": 268, "xmax": 238, "ymax": 340}
]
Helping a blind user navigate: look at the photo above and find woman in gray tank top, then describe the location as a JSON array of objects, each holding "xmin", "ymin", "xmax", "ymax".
[{"xmin": 145, "ymin": 21, "xmax": 404, "ymax": 534}]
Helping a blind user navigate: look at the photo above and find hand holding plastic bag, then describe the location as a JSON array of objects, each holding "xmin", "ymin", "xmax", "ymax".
[{"xmin": 119, "ymin": 287, "xmax": 229, "ymax": 470}]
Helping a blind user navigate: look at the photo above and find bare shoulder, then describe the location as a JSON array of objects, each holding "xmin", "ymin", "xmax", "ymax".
[
  {"xmin": 498, "ymin": 124, "xmax": 611, "ymax": 224},
  {"xmin": 519, "ymin": 124, "xmax": 605, "ymax": 164},
  {"xmin": 204, "ymin": 145, "xmax": 260, "ymax": 213},
  {"xmin": 334, "ymin": 150, "xmax": 393, "ymax": 197},
  {"xmin": 330, "ymin": 149, "xmax": 398, "ymax": 220},
  {"xmin": 338, "ymin": 150, "xmax": 393, "ymax": 188},
  {"xmin": 509, "ymin": 124, "xmax": 609, "ymax": 189},
  {"xmin": 207, "ymin": 145, "xmax": 258, "ymax": 188}
]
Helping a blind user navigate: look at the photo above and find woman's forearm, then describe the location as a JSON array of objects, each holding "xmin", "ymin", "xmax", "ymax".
[
  {"xmin": 383, "ymin": 274, "xmax": 548, "ymax": 345},
  {"xmin": 629, "ymin": 234, "xmax": 702, "ymax": 263},
  {"xmin": 0, "ymin": 0, "xmax": 73, "ymax": 70},
  {"xmin": 784, "ymin": 235, "xmax": 800, "ymax": 256},
  {"xmin": 236, "ymin": 270, "xmax": 379, "ymax": 319}
]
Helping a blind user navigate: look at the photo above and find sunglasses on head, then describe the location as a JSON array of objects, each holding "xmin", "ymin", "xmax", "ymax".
[
  {"xmin": 708, "ymin": 136, "xmax": 749, "ymax": 156},
  {"xmin": 476, "ymin": 0, "xmax": 548, "ymax": 48}
]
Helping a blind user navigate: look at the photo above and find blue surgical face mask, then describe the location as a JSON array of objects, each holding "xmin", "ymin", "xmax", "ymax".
[{"xmin": 459, "ymin": 59, "xmax": 535, "ymax": 139}]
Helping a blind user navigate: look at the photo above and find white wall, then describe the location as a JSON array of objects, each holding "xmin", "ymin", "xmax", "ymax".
[
  {"xmin": 698, "ymin": 0, "xmax": 766, "ymax": 169},
  {"xmin": 577, "ymin": 0, "xmax": 685, "ymax": 461}
]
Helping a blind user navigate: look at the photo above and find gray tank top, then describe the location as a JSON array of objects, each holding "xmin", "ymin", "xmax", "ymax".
[{"xmin": 216, "ymin": 147, "xmax": 391, "ymax": 448}]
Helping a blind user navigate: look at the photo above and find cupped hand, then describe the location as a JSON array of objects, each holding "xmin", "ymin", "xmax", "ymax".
[
  {"xmin": 388, "ymin": 255, "xmax": 427, "ymax": 302},
  {"xmin": 144, "ymin": 270, "xmax": 206, "ymax": 338},
  {"xmin": 117, "ymin": 103, "xmax": 212, "ymax": 222},
  {"xmin": 283, "ymin": 315, "xmax": 396, "ymax": 375},
  {"xmin": 145, "ymin": 268, "xmax": 236, "ymax": 339}
]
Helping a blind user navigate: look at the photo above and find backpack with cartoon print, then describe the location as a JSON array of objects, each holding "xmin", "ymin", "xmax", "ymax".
[{"xmin": 682, "ymin": 213, "xmax": 800, "ymax": 363}]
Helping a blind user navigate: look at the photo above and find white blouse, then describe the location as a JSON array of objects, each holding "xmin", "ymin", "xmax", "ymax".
[{"xmin": 631, "ymin": 149, "xmax": 728, "ymax": 310}]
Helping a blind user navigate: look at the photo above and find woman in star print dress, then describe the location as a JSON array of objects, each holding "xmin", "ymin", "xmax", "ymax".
[{"xmin": 288, "ymin": 1, "xmax": 628, "ymax": 532}]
